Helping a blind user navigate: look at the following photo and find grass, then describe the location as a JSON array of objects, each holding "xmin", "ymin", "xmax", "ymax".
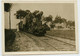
[{"xmin": 46, "ymin": 30, "xmax": 75, "ymax": 40}]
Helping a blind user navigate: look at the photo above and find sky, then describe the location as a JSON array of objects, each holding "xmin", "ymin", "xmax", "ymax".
[
  {"xmin": 14, "ymin": 3, "xmax": 75, "ymax": 21},
  {"xmin": 5, "ymin": 3, "xmax": 75, "ymax": 29}
]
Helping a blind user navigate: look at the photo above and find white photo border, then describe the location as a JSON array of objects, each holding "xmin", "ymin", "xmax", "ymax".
[{"xmin": 2, "ymin": 0, "xmax": 79, "ymax": 55}]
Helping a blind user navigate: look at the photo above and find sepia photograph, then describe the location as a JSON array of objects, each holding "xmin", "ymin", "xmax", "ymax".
[{"xmin": 2, "ymin": 0, "xmax": 79, "ymax": 55}]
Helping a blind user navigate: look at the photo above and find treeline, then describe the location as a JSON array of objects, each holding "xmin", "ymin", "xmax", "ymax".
[
  {"xmin": 15, "ymin": 9, "xmax": 75, "ymax": 36},
  {"xmin": 15, "ymin": 10, "xmax": 53, "ymax": 36},
  {"xmin": 54, "ymin": 15, "xmax": 75, "ymax": 26},
  {"xmin": 53, "ymin": 15, "xmax": 75, "ymax": 28}
]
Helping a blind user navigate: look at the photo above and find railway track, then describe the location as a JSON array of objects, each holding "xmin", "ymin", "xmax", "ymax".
[
  {"xmin": 23, "ymin": 32, "xmax": 58, "ymax": 51},
  {"xmin": 16, "ymin": 31, "xmax": 42, "ymax": 51},
  {"xmin": 15, "ymin": 31, "xmax": 75, "ymax": 51},
  {"xmin": 45, "ymin": 35, "xmax": 75, "ymax": 47},
  {"xmin": 23, "ymin": 32, "xmax": 75, "ymax": 47}
]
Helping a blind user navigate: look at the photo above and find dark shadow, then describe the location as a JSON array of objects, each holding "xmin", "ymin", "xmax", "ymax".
[{"xmin": 5, "ymin": 29, "xmax": 16, "ymax": 52}]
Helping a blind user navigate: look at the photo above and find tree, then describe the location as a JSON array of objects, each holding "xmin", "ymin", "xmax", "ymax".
[
  {"xmin": 50, "ymin": 21, "xmax": 55, "ymax": 28},
  {"xmin": 72, "ymin": 21, "xmax": 75, "ymax": 26},
  {"xmin": 33, "ymin": 10, "xmax": 43, "ymax": 21},
  {"xmin": 44, "ymin": 15, "xmax": 52, "ymax": 22},
  {"xmin": 4, "ymin": 3, "xmax": 12, "ymax": 29},
  {"xmin": 15, "ymin": 9, "xmax": 27, "ymax": 20},
  {"xmin": 43, "ymin": 15, "xmax": 53, "ymax": 28},
  {"xmin": 61, "ymin": 18, "xmax": 67, "ymax": 23},
  {"xmin": 24, "ymin": 10, "xmax": 50, "ymax": 36},
  {"xmin": 33, "ymin": 10, "xmax": 39, "ymax": 16},
  {"xmin": 15, "ymin": 9, "xmax": 27, "ymax": 30},
  {"xmin": 15, "ymin": 10, "xmax": 54, "ymax": 36},
  {"xmin": 67, "ymin": 21, "xmax": 75, "ymax": 26},
  {"xmin": 36, "ymin": 11, "xmax": 43, "ymax": 21},
  {"xmin": 24, "ymin": 10, "xmax": 33, "ymax": 31},
  {"xmin": 54, "ymin": 15, "xmax": 67, "ymax": 24},
  {"xmin": 54, "ymin": 15, "xmax": 63, "ymax": 23},
  {"xmin": 32, "ymin": 10, "xmax": 44, "ymax": 29}
]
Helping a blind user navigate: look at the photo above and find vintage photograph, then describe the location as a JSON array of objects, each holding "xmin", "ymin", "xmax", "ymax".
[{"xmin": 3, "ymin": 1, "xmax": 78, "ymax": 54}]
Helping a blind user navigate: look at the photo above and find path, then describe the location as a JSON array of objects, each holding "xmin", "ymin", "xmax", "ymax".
[{"xmin": 11, "ymin": 31, "xmax": 76, "ymax": 51}]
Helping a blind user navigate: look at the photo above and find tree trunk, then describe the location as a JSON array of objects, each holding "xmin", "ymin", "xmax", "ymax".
[{"xmin": 9, "ymin": 11, "xmax": 11, "ymax": 29}]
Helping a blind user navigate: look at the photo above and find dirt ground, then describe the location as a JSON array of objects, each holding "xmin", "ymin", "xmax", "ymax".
[
  {"xmin": 5, "ymin": 31, "xmax": 76, "ymax": 52},
  {"xmin": 46, "ymin": 30, "xmax": 75, "ymax": 40}
]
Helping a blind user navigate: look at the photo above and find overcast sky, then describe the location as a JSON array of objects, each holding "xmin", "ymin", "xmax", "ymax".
[{"xmin": 13, "ymin": 3, "xmax": 75, "ymax": 21}]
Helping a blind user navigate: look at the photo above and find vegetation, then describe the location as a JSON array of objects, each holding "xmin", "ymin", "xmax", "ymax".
[
  {"xmin": 46, "ymin": 30, "xmax": 75, "ymax": 40},
  {"xmin": 53, "ymin": 15, "xmax": 75, "ymax": 29},
  {"xmin": 4, "ymin": 3, "xmax": 17, "ymax": 51},
  {"xmin": 4, "ymin": 5, "xmax": 75, "ymax": 51},
  {"xmin": 67, "ymin": 21, "xmax": 75, "ymax": 26},
  {"xmin": 54, "ymin": 15, "xmax": 67, "ymax": 24},
  {"xmin": 15, "ymin": 10, "xmax": 54, "ymax": 36},
  {"xmin": 4, "ymin": 3, "xmax": 12, "ymax": 29},
  {"xmin": 14, "ymin": 9, "xmax": 75, "ymax": 36}
]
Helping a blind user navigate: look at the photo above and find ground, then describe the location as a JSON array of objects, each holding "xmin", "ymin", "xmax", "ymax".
[
  {"xmin": 5, "ymin": 30, "xmax": 76, "ymax": 51},
  {"xmin": 46, "ymin": 30, "xmax": 75, "ymax": 40}
]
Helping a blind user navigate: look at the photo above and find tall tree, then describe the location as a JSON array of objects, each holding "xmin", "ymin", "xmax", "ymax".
[
  {"xmin": 54, "ymin": 15, "xmax": 63, "ymax": 23},
  {"xmin": 43, "ymin": 15, "xmax": 53, "ymax": 22},
  {"xmin": 15, "ymin": 9, "xmax": 27, "ymax": 20},
  {"xmin": 43, "ymin": 15, "xmax": 53, "ymax": 28},
  {"xmin": 15, "ymin": 9, "xmax": 27, "ymax": 29},
  {"xmin": 61, "ymin": 18, "xmax": 67, "ymax": 23},
  {"xmin": 4, "ymin": 3, "xmax": 12, "ymax": 29},
  {"xmin": 32, "ymin": 10, "xmax": 43, "ymax": 26}
]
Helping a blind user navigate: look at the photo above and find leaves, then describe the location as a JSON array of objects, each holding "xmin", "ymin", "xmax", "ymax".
[
  {"xmin": 54, "ymin": 15, "xmax": 67, "ymax": 23},
  {"xmin": 4, "ymin": 3, "xmax": 12, "ymax": 12},
  {"xmin": 43, "ymin": 15, "xmax": 53, "ymax": 22},
  {"xmin": 15, "ymin": 9, "xmax": 27, "ymax": 19},
  {"xmin": 14, "ymin": 9, "xmax": 75, "ymax": 36},
  {"xmin": 67, "ymin": 21, "xmax": 75, "ymax": 26}
]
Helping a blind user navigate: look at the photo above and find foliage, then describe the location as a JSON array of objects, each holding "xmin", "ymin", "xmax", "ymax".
[
  {"xmin": 53, "ymin": 15, "xmax": 75, "ymax": 29},
  {"xmin": 15, "ymin": 9, "xmax": 75, "ymax": 36},
  {"xmin": 15, "ymin": 9, "xmax": 27, "ymax": 19},
  {"xmin": 4, "ymin": 3, "xmax": 12, "ymax": 29},
  {"xmin": 15, "ymin": 10, "xmax": 52, "ymax": 36},
  {"xmin": 43, "ymin": 15, "xmax": 52, "ymax": 22},
  {"xmin": 50, "ymin": 24, "xmax": 55, "ymax": 28},
  {"xmin": 33, "ymin": 10, "xmax": 43, "ymax": 21},
  {"xmin": 4, "ymin": 3, "xmax": 12, "ymax": 12},
  {"xmin": 67, "ymin": 21, "xmax": 75, "ymax": 26},
  {"xmin": 54, "ymin": 15, "xmax": 62, "ymax": 23},
  {"xmin": 24, "ymin": 10, "xmax": 49, "ymax": 36},
  {"xmin": 54, "ymin": 15, "xmax": 67, "ymax": 23},
  {"xmin": 61, "ymin": 18, "xmax": 67, "ymax": 23}
]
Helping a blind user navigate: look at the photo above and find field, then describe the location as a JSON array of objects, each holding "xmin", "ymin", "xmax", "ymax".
[{"xmin": 46, "ymin": 30, "xmax": 75, "ymax": 40}]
